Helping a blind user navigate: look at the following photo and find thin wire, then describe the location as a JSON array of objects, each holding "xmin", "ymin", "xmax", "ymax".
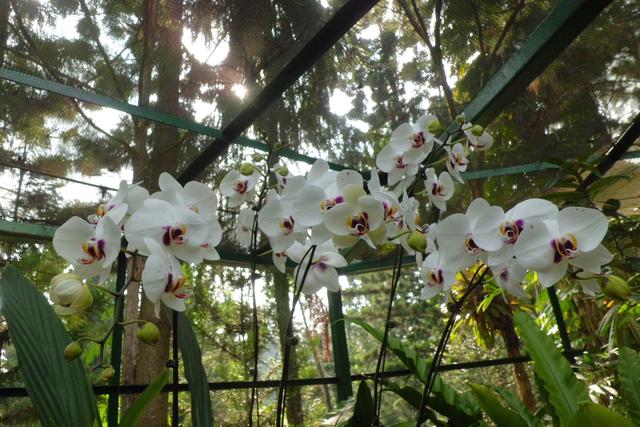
[
  {"xmin": 371, "ymin": 245, "xmax": 403, "ymax": 424},
  {"xmin": 275, "ymin": 244, "xmax": 317, "ymax": 427},
  {"xmin": 415, "ymin": 266, "xmax": 489, "ymax": 426}
]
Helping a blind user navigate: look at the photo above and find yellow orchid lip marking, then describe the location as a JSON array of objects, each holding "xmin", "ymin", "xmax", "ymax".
[
  {"xmin": 426, "ymin": 268, "xmax": 444, "ymax": 286},
  {"xmin": 79, "ymin": 238, "xmax": 106, "ymax": 264},
  {"xmin": 163, "ymin": 224, "xmax": 187, "ymax": 246},
  {"xmin": 552, "ymin": 233, "xmax": 578, "ymax": 263},
  {"xmin": 347, "ymin": 212, "xmax": 369, "ymax": 236},
  {"xmin": 464, "ymin": 234, "xmax": 480, "ymax": 254},
  {"xmin": 165, "ymin": 273, "xmax": 186, "ymax": 294},
  {"xmin": 96, "ymin": 204, "xmax": 107, "ymax": 217},
  {"xmin": 412, "ymin": 131, "xmax": 426, "ymax": 148},
  {"xmin": 279, "ymin": 217, "xmax": 295, "ymax": 235},
  {"xmin": 500, "ymin": 220, "xmax": 524, "ymax": 244}
]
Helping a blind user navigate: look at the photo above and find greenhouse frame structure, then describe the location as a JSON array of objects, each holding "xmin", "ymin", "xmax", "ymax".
[{"xmin": 1, "ymin": 0, "xmax": 639, "ymax": 425}]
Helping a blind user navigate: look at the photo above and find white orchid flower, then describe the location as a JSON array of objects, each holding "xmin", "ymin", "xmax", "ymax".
[
  {"xmin": 92, "ymin": 180, "xmax": 147, "ymax": 226},
  {"xmin": 287, "ymin": 241, "xmax": 347, "ymax": 295},
  {"xmin": 292, "ymin": 169, "xmax": 362, "ymax": 229},
  {"xmin": 420, "ymin": 250, "xmax": 458, "ymax": 299},
  {"xmin": 124, "ymin": 198, "xmax": 210, "ymax": 263},
  {"xmin": 375, "ymin": 144, "xmax": 420, "ymax": 186},
  {"xmin": 444, "ymin": 143, "xmax": 468, "ymax": 183},
  {"xmin": 424, "ymin": 168, "xmax": 454, "ymax": 212},
  {"xmin": 273, "ymin": 251, "xmax": 288, "ymax": 273},
  {"xmin": 257, "ymin": 193, "xmax": 305, "ymax": 253},
  {"xmin": 463, "ymin": 124, "xmax": 493, "ymax": 151},
  {"xmin": 323, "ymin": 187, "xmax": 386, "ymax": 249},
  {"xmin": 487, "ymin": 198, "xmax": 558, "ymax": 266},
  {"xmin": 368, "ymin": 168, "xmax": 403, "ymax": 236},
  {"xmin": 389, "ymin": 114, "xmax": 437, "ymax": 163},
  {"xmin": 436, "ymin": 198, "xmax": 504, "ymax": 270},
  {"xmin": 155, "ymin": 172, "xmax": 218, "ymax": 221},
  {"xmin": 235, "ymin": 208, "xmax": 256, "ymax": 248},
  {"xmin": 492, "ymin": 261, "xmax": 527, "ymax": 299},
  {"xmin": 220, "ymin": 169, "xmax": 261, "ymax": 207},
  {"xmin": 514, "ymin": 207, "xmax": 612, "ymax": 287},
  {"xmin": 141, "ymin": 238, "xmax": 188, "ymax": 317},
  {"xmin": 53, "ymin": 216, "xmax": 121, "ymax": 283}
]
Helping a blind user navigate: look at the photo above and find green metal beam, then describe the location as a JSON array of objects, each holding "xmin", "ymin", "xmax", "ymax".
[
  {"xmin": 0, "ymin": 68, "xmax": 347, "ymax": 171},
  {"xmin": 327, "ymin": 289, "xmax": 352, "ymax": 401},
  {"xmin": 455, "ymin": 0, "xmax": 612, "ymax": 129}
]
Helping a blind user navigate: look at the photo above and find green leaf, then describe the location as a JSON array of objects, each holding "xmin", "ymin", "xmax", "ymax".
[
  {"xmin": 119, "ymin": 368, "xmax": 170, "ymax": 427},
  {"xmin": 514, "ymin": 312, "xmax": 589, "ymax": 425},
  {"xmin": 618, "ymin": 347, "xmax": 640, "ymax": 419},
  {"xmin": 568, "ymin": 403, "xmax": 634, "ymax": 427},
  {"xmin": 586, "ymin": 175, "xmax": 630, "ymax": 198},
  {"xmin": 177, "ymin": 311, "xmax": 214, "ymax": 426},
  {"xmin": 0, "ymin": 266, "xmax": 100, "ymax": 427},
  {"xmin": 346, "ymin": 381, "xmax": 373, "ymax": 427},
  {"xmin": 487, "ymin": 385, "xmax": 541, "ymax": 427},
  {"xmin": 468, "ymin": 383, "xmax": 529, "ymax": 427},
  {"xmin": 350, "ymin": 319, "xmax": 481, "ymax": 422}
]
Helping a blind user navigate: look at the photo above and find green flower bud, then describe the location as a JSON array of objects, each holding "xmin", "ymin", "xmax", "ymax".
[
  {"xmin": 277, "ymin": 166, "xmax": 289, "ymax": 177},
  {"xmin": 470, "ymin": 124, "xmax": 484, "ymax": 137},
  {"xmin": 427, "ymin": 118, "xmax": 442, "ymax": 134},
  {"xmin": 51, "ymin": 273, "xmax": 93, "ymax": 316},
  {"xmin": 252, "ymin": 153, "xmax": 264, "ymax": 162},
  {"xmin": 455, "ymin": 113, "xmax": 466, "ymax": 123},
  {"xmin": 239, "ymin": 163, "xmax": 255, "ymax": 176},
  {"xmin": 603, "ymin": 275, "xmax": 631, "ymax": 300},
  {"xmin": 98, "ymin": 366, "xmax": 116, "ymax": 383},
  {"xmin": 407, "ymin": 231, "xmax": 427, "ymax": 253},
  {"xmin": 64, "ymin": 341, "xmax": 83, "ymax": 361},
  {"xmin": 137, "ymin": 322, "xmax": 160, "ymax": 345}
]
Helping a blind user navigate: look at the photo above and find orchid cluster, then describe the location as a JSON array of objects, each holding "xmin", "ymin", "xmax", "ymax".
[
  {"xmin": 220, "ymin": 113, "xmax": 611, "ymax": 301},
  {"xmin": 52, "ymin": 173, "xmax": 223, "ymax": 317}
]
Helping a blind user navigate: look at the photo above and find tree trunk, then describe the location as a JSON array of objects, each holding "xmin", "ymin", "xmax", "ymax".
[
  {"xmin": 0, "ymin": 0, "xmax": 10, "ymax": 68},
  {"xmin": 121, "ymin": 0, "xmax": 156, "ymax": 414},
  {"xmin": 499, "ymin": 319, "xmax": 536, "ymax": 412},
  {"xmin": 134, "ymin": 0, "xmax": 182, "ymax": 425},
  {"xmin": 274, "ymin": 271, "xmax": 304, "ymax": 426}
]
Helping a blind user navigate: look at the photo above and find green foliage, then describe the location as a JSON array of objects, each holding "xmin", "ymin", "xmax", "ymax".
[
  {"xmin": 617, "ymin": 347, "xmax": 640, "ymax": 419},
  {"xmin": 487, "ymin": 385, "xmax": 541, "ymax": 427},
  {"xmin": 514, "ymin": 312, "xmax": 590, "ymax": 425},
  {"xmin": 468, "ymin": 383, "xmax": 529, "ymax": 427},
  {"xmin": 567, "ymin": 402, "xmax": 634, "ymax": 427},
  {"xmin": 345, "ymin": 381, "xmax": 374, "ymax": 427},
  {"xmin": 176, "ymin": 311, "xmax": 214, "ymax": 427},
  {"xmin": 118, "ymin": 368, "xmax": 170, "ymax": 427},
  {"xmin": 0, "ymin": 266, "xmax": 100, "ymax": 427},
  {"xmin": 350, "ymin": 318, "xmax": 481, "ymax": 424}
]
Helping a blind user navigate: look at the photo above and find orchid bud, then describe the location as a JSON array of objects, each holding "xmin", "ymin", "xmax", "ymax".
[
  {"xmin": 252, "ymin": 153, "xmax": 264, "ymax": 162},
  {"xmin": 427, "ymin": 118, "xmax": 442, "ymax": 134},
  {"xmin": 50, "ymin": 273, "xmax": 93, "ymax": 315},
  {"xmin": 64, "ymin": 341, "xmax": 83, "ymax": 361},
  {"xmin": 603, "ymin": 275, "xmax": 630, "ymax": 300},
  {"xmin": 98, "ymin": 365, "xmax": 115, "ymax": 383},
  {"xmin": 407, "ymin": 231, "xmax": 427, "ymax": 253},
  {"xmin": 137, "ymin": 322, "xmax": 160, "ymax": 345},
  {"xmin": 455, "ymin": 114, "xmax": 466, "ymax": 123},
  {"xmin": 276, "ymin": 165, "xmax": 289, "ymax": 177},
  {"xmin": 470, "ymin": 124, "xmax": 484, "ymax": 137},
  {"xmin": 239, "ymin": 163, "xmax": 255, "ymax": 176}
]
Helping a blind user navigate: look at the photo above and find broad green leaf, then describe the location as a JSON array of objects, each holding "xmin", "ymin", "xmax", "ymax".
[
  {"xmin": 568, "ymin": 403, "xmax": 634, "ymax": 427},
  {"xmin": 618, "ymin": 347, "xmax": 640, "ymax": 419},
  {"xmin": 346, "ymin": 381, "xmax": 373, "ymax": 427},
  {"xmin": 350, "ymin": 319, "xmax": 481, "ymax": 422},
  {"xmin": 487, "ymin": 384, "xmax": 541, "ymax": 427},
  {"xmin": 468, "ymin": 383, "xmax": 528, "ymax": 427},
  {"xmin": 0, "ymin": 266, "xmax": 100, "ymax": 427},
  {"xmin": 586, "ymin": 175, "xmax": 630, "ymax": 198},
  {"xmin": 350, "ymin": 318, "xmax": 427, "ymax": 381},
  {"xmin": 177, "ymin": 311, "xmax": 214, "ymax": 426},
  {"xmin": 119, "ymin": 368, "xmax": 170, "ymax": 427},
  {"xmin": 514, "ymin": 312, "xmax": 589, "ymax": 426},
  {"xmin": 384, "ymin": 381, "xmax": 478, "ymax": 426}
]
